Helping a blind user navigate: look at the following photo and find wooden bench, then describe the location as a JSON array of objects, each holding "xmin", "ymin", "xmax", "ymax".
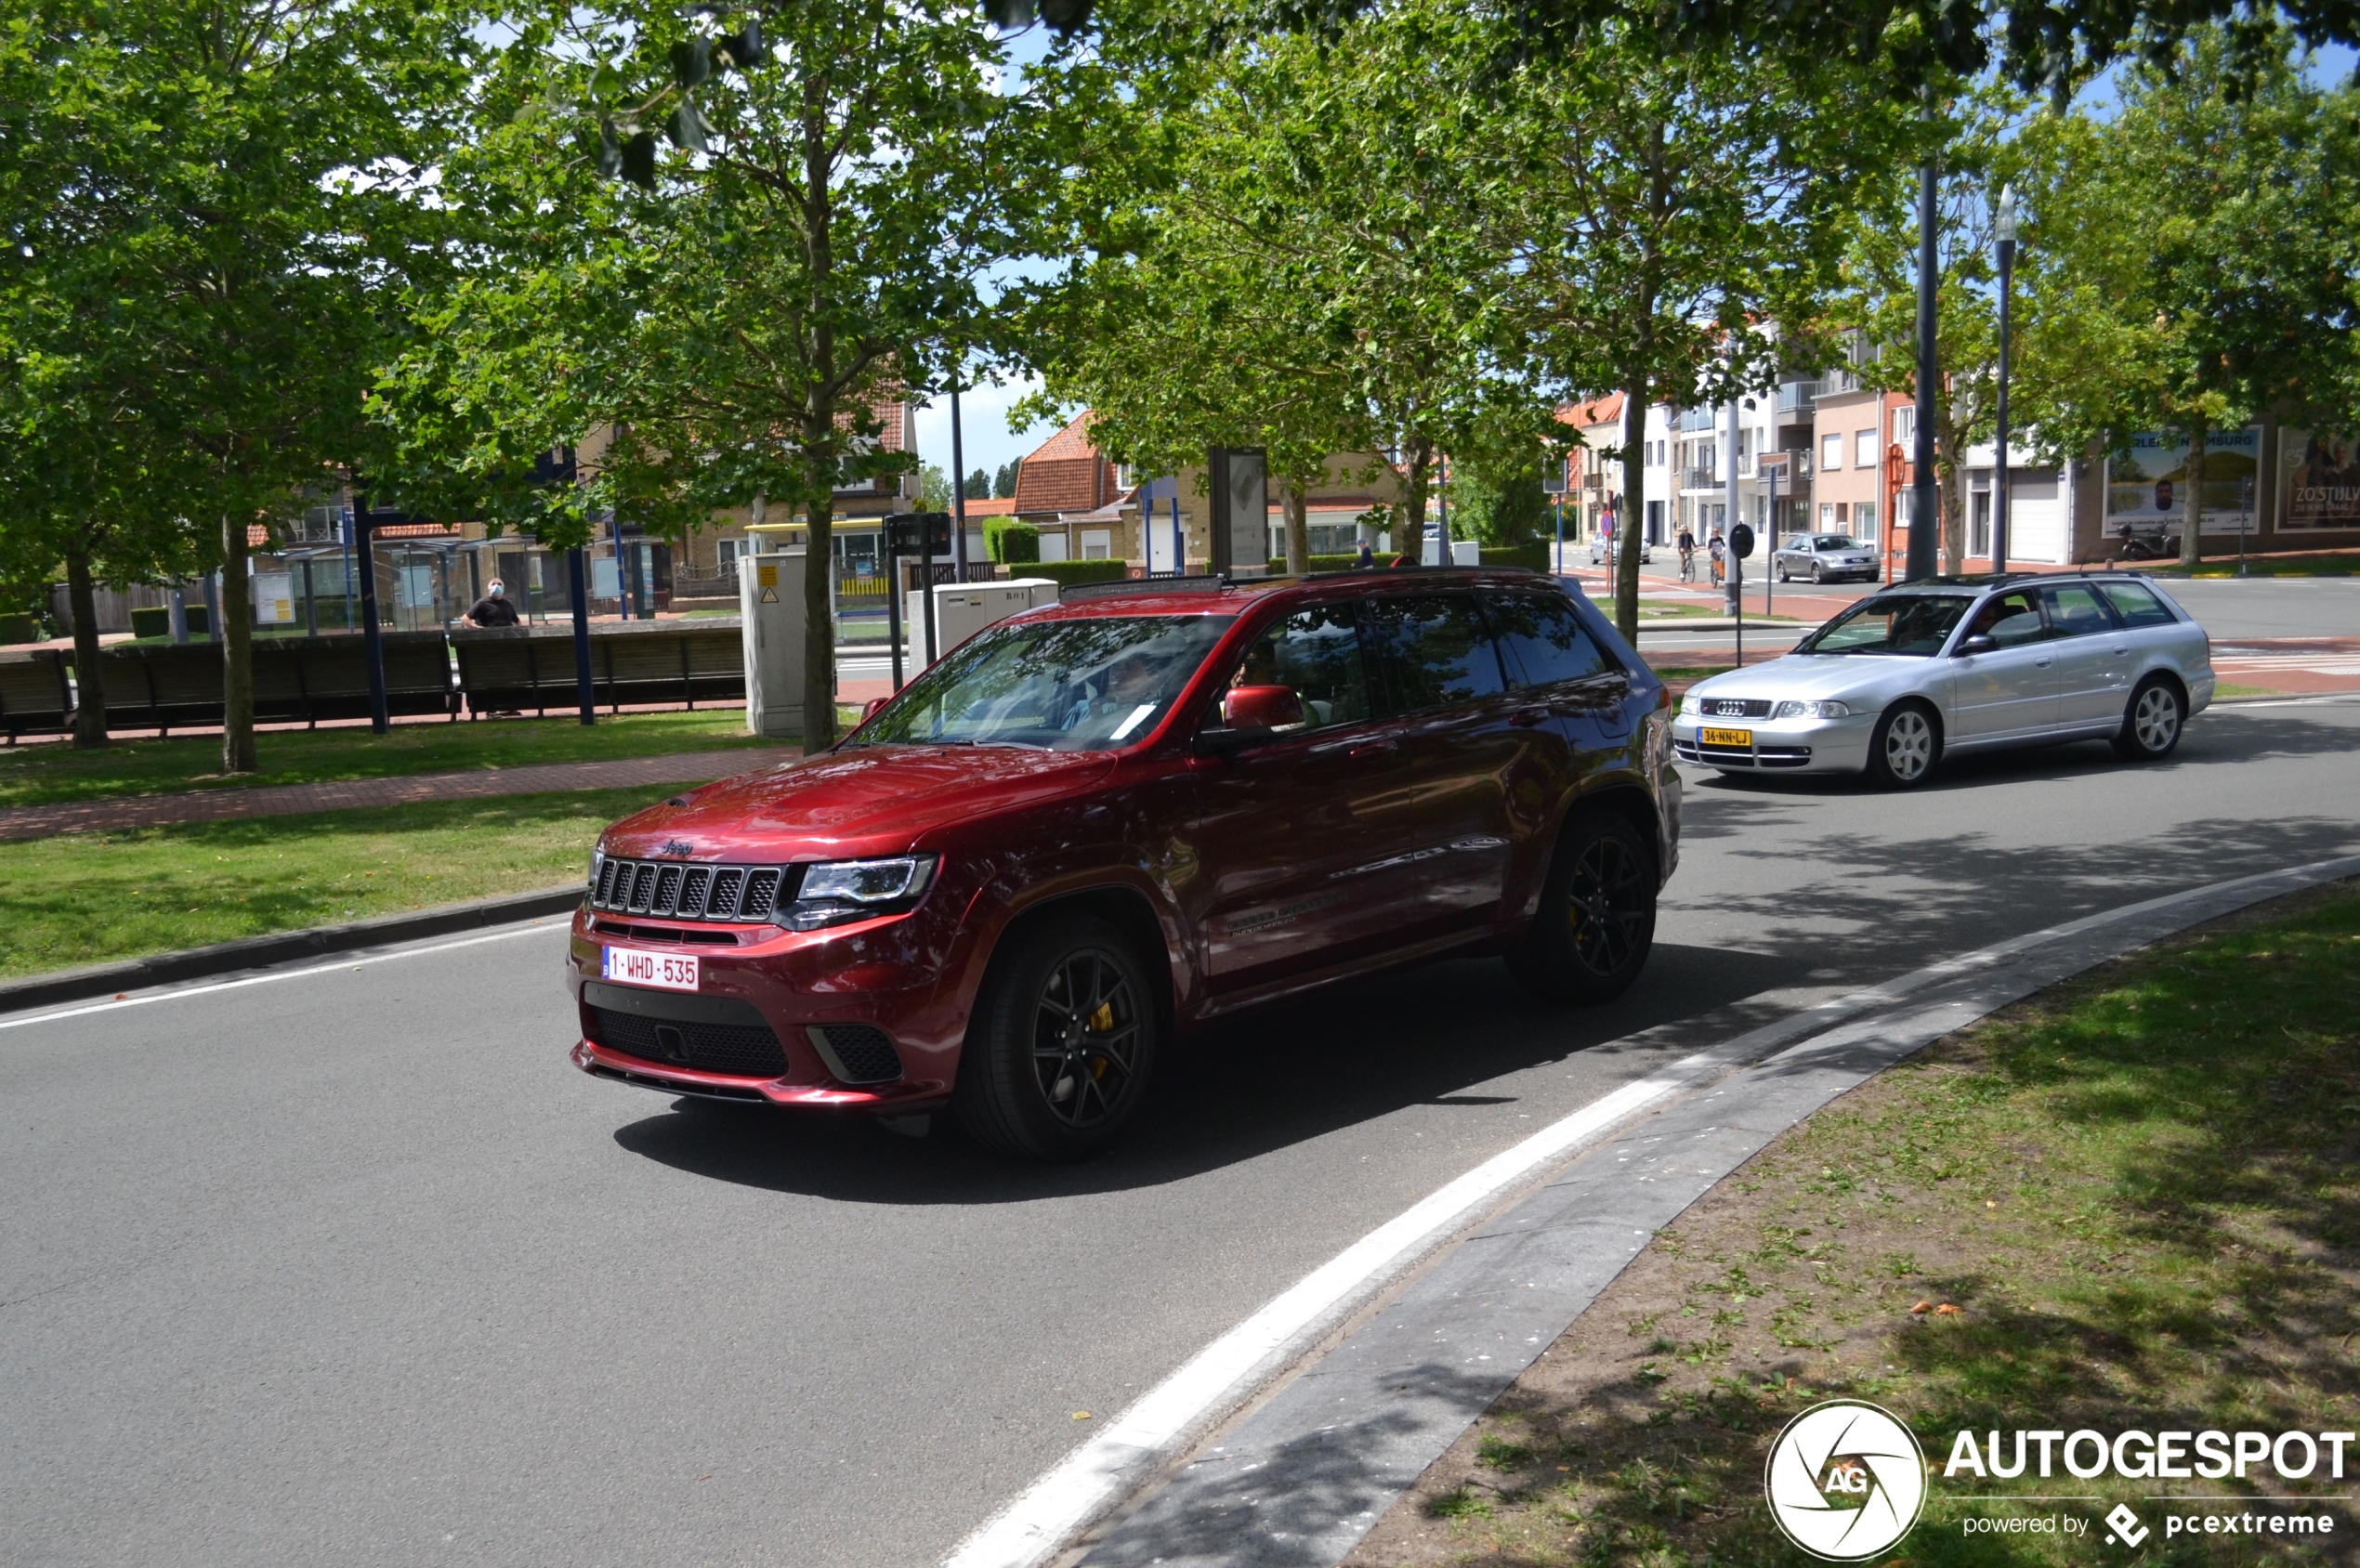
[
  {"xmin": 97, "ymin": 634, "xmax": 456, "ymax": 735},
  {"xmin": 452, "ymin": 624, "xmax": 744, "ymax": 717},
  {"xmin": 0, "ymin": 650, "xmax": 73, "ymax": 743}
]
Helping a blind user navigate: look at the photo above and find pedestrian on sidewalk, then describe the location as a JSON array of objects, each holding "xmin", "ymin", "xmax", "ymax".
[
  {"xmin": 465, "ymin": 579, "xmax": 521, "ymax": 629},
  {"xmin": 1356, "ymin": 540, "xmax": 1375, "ymax": 569}
]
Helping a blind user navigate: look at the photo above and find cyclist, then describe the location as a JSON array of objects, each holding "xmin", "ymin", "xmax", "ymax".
[
  {"xmin": 1708, "ymin": 529, "xmax": 1726, "ymax": 586},
  {"xmin": 1676, "ymin": 525, "xmax": 1697, "ymax": 582}
]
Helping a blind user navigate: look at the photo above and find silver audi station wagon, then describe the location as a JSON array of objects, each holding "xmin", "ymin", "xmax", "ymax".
[{"xmin": 1672, "ymin": 573, "xmax": 2215, "ymax": 787}]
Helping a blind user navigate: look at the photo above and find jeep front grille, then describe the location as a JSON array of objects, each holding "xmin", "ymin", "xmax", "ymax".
[{"xmin": 590, "ymin": 858, "xmax": 794, "ymax": 923}]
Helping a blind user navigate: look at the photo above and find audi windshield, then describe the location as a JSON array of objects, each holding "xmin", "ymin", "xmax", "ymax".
[{"xmin": 1795, "ymin": 594, "xmax": 1976, "ymax": 656}]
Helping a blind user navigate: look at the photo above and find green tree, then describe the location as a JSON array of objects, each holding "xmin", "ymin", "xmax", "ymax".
[
  {"xmin": 2013, "ymin": 23, "xmax": 2360, "ymax": 562},
  {"xmin": 993, "ymin": 459, "xmax": 1021, "ymax": 499},
  {"xmin": 920, "ymin": 464, "xmax": 954, "ymax": 512},
  {"xmin": 4, "ymin": 0, "xmax": 470, "ymax": 764},
  {"xmin": 1494, "ymin": 8, "xmax": 1908, "ymax": 638},
  {"xmin": 1833, "ymin": 84, "xmax": 2028, "ymax": 572},
  {"xmin": 390, "ymin": 0, "xmax": 1030, "ymax": 749},
  {"xmin": 964, "ymin": 467, "xmax": 993, "ymax": 499}
]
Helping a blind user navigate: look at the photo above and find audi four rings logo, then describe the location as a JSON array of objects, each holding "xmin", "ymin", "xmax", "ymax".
[{"xmin": 1764, "ymin": 1400, "xmax": 1928, "ymax": 1560}]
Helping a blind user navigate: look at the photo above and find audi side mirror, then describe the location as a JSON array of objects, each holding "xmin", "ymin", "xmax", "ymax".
[{"xmin": 1956, "ymin": 634, "xmax": 1997, "ymax": 657}]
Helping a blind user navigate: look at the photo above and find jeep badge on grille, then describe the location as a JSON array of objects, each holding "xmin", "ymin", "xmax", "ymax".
[{"xmin": 661, "ymin": 839, "xmax": 694, "ymax": 858}]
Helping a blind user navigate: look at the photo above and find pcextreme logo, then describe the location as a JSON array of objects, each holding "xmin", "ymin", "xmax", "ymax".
[{"xmin": 1763, "ymin": 1399, "xmax": 1929, "ymax": 1561}]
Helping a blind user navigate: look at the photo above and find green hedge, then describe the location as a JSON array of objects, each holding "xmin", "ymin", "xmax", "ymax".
[
  {"xmin": 1018, "ymin": 559, "xmax": 1129, "ymax": 589},
  {"xmin": 1267, "ymin": 553, "xmax": 1370, "ymax": 573},
  {"xmin": 129, "ymin": 605, "xmax": 212, "ymax": 639},
  {"xmin": 1478, "ymin": 542, "xmax": 1550, "ymax": 571},
  {"xmin": 0, "ymin": 613, "xmax": 37, "ymax": 646},
  {"xmin": 985, "ymin": 519, "xmax": 1039, "ymax": 564}
]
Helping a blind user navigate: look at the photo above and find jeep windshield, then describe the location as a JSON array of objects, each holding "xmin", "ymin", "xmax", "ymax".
[
  {"xmin": 851, "ymin": 614, "xmax": 1235, "ymax": 751},
  {"xmin": 1795, "ymin": 593, "xmax": 1976, "ymax": 656}
]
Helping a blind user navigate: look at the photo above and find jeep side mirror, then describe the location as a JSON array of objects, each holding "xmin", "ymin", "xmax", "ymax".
[
  {"xmin": 1224, "ymin": 685, "xmax": 1304, "ymax": 728},
  {"xmin": 1956, "ymin": 634, "xmax": 1997, "ymax": 657},
  {"xmin": 860, "ymin": 696, "xmax": 891, "ymax": 722}
]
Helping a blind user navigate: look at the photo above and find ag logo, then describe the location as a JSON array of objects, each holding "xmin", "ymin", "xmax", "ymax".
[{"xmin": 1763, "ymin": 1399, "xmax": 1927, "ymax": 1560}]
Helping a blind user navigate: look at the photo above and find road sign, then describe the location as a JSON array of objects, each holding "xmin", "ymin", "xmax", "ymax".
[
  {"xmin": 1730, "ymin": 522, "xmax": 1755, "ymax": 559},
  {"xmin": 884, "ymin": 512, "xmax": 952, "ymax": 556}
]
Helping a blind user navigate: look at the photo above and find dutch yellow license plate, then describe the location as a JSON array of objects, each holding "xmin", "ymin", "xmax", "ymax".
[{"xmin": 1700, "ymin": 727, "xmax": 1753, "ymax": 747}]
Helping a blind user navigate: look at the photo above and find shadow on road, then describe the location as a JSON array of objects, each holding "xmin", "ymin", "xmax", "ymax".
[{"xmin": 608, "ymin": 939, "xmax": 1793, "ymax": 1203}]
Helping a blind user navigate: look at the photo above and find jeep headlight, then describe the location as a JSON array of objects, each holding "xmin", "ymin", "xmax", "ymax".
[
  {"xmin": 1771, "ymin": 699, "xmax": 1853, "ymax": 720},
  {"xmin": 588, "ymin": 843, "xmax": 606, "ymax": 890},
  {"xmin": 783, "ymin": 856, "xmax": 938, "ymax": 932}
]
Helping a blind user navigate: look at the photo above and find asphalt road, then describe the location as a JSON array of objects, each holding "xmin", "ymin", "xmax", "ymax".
[{"xmin": 7, "ymin": 697, "xmax": 2360, "ymax": 1568}]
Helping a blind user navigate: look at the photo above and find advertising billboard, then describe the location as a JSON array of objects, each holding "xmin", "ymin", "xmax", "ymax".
[
  {"xmin": 2279, "ymin": 431, "xmax": 2360, "ymax": 532},
  {"xmin": 2105, "ymin": 428, "xmax": 2260, "ymax": 536}
]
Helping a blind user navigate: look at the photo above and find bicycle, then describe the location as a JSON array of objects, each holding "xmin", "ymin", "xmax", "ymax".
[{"xmin": 1678, "ymin": 546, "xmax": 1697, "ymax": 582}]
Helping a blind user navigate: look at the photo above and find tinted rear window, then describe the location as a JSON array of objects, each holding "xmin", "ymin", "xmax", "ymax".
[
  {"xmin": 1485, "ymin": 594, "xmax": 1610, "ymax": 687},
  {"xmin": 1365, "ymin": 595, "xmax": 1508, "ymax": 712}
]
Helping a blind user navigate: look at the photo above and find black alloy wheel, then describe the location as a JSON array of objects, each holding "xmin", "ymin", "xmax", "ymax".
[
  {"xmin": 957, "ymin": 914, "xmax": 1160, "ymax": 1159},
  {"xmin": 1510, "ymin": 811, "xmax": 1658, "ymax": 1003}
]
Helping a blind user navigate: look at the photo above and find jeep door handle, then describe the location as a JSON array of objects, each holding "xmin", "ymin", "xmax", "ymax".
[
  {"xmin": 1509, "ymin": 708, "xmax": 1549, "ymax": 728},
  {"xmin": 2036, "ymin": 658, "xmax": 2053, "ymax": 668},
  {"xmin": 1348, "ymin": 738, "xmax": 1399, "ymax": 759}
]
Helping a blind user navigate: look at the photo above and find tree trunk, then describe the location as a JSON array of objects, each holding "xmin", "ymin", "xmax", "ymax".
[
  {"xmin": 64, "ymin": 544, "xmax": 108, "ymax": 750},
  {"xmin": 220, "ymin": 514, "xmax": 256, "ymax": 773},
  {"xmin": 1938, "ymin": 422, "xmax": 1967, "ymax": 576},
  {"xmin": 2179, "ymin": 422, "xmax": 2206, "ymax": 566},
  {"xmin": 1281, "ymin": 477, "xmax": 1310, "ymax": 575},
  {"xmin": 1618, "ymin": 365, "xmax": 1649, "ymax": 645},
  {"xmin": 797, "ymin": 84, "xmax": 839, "ymax": 754},
  {"xmin": 803, "ymin": 494, "xmax": 836, "ymax": 752},
  {"xmin": 1399, "ymin": 435, "xmax": 1432, "ymax": 565}
]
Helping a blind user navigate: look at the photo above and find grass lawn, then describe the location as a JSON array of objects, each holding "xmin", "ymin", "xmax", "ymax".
[
  {"xmin": 0, "ymin": 785, "xmax": 692, "ymax": 979},
  {"xmin": 2165, "ymin": 554, "xmax": 2360, "ymax": 579},
  {"xmin": 1352, "ymin": 883, "xmax": 2360, "ymax": 1566},
  {"xmin": 0, "ymin": 708, "xmax": 784, "ymax": 810}
]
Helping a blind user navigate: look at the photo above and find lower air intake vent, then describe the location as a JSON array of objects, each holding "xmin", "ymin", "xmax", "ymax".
[
  {"xmin": 583, "ymin": 982, "xmax": 788, "ymax": 1078},
  {"xmin": 805, "ymin": 1025, "xmax": 904, "ymax": 1085}
]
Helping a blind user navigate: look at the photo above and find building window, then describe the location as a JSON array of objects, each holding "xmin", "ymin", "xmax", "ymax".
[
  {"xmin": 1820, "ymin": 502, "xmax": 1835, "ymax": 526},
  {"xmin": 1856, "ymin": 502, "xmax": 1877, "ymax": 542},
  {"xmin": 1082, "ymin": 529, "xmax": 1112, "ymax": 560},
  {"xmin": 717, "ymin": 539, "xmax": 738, "ymax": 569},
  {"xmin": 1856, "ymin": 430, "xmax": 1876, "ymax": 467},
  {"xmin": 1822, "ymin": 433, "xmax": 1843, "ymax": 471},
  {"xmin": 1893, "ymin": 406, "xmax": 1915, "ymax": 446}
]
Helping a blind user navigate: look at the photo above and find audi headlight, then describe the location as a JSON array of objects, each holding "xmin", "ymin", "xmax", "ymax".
[
  {"xmin": 782, "ymin": 856, "xmax": 938, "ymax": 932},
  {"xmin": 1771, "ymin": 699, "xmax": 1853, "ymax": 720}
]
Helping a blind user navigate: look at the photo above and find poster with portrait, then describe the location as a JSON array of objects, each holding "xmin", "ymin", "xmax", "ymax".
[
  {"xmin": 2104, "ymin": 428, "xmax": 2260, "ymax": 535},
  {"xmin": 2279, "ymin": 431, "xmax": 2360, "ymax": 532}
]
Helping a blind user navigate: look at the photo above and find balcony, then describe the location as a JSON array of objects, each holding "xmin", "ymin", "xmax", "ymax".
[
  {"xmin": 1776, "ymin": 380, "xmax": 1821, "ymax": 415},
  {"xmin": 1680, "ymin": 467, "xmax": 1722, "ymax": 490}
]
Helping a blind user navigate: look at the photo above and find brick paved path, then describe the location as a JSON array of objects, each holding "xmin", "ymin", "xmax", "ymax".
[{"xmin": 0, "ymin": 747, "xmax": 800, "ymax": 843}]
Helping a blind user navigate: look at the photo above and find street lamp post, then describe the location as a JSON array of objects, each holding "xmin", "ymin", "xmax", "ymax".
[
  {"xmin": 1993, "ymin": 185, "xmax": 2015, "ymax": 575},
  {"xmin": 1908, "ymin": 159, "xmax": 1941, "ymax": 582}
]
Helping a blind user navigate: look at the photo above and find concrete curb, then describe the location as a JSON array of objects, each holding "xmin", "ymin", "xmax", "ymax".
[
  {"xmin": 0, "ymin": 885, "xmax": 584, "ymax": 1016},
  {"xmin": 955, "ymin": 855, "xmax": 2360, "ymax": 1568}
]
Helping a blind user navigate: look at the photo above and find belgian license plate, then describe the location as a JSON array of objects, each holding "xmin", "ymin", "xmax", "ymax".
[
  {"xmin": 1700, "ymin": 726, "xmax": 1753, "ymax": 748},
  {"xmin": 602, "ymin": 946, "xmax": 699, "ymax": 992}
]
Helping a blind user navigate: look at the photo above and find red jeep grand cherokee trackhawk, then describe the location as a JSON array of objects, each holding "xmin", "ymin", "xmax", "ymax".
[{"xmin": 569, "ymin": 568, "xmax": 1680, "ymax": 1159}]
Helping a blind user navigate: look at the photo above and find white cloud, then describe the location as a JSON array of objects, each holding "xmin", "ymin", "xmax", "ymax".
[{"xmin": 912, "ymin": 374, "xmax": 1054, "ymax": 495}]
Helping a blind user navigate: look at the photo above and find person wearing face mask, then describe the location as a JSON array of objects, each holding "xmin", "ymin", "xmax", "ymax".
[{"xmin": 465, "ymin": 577, "xmax": 521, "ymax": 628}]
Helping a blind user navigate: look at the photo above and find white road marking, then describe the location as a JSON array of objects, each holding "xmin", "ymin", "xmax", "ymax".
[
  {"xmin": 0, "ymin": 921, "xmax": 566, "ymax": 1034},
  {"xmin": 944, "ymin": 853, "xmax": 2360, "ymax": 1568}
]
